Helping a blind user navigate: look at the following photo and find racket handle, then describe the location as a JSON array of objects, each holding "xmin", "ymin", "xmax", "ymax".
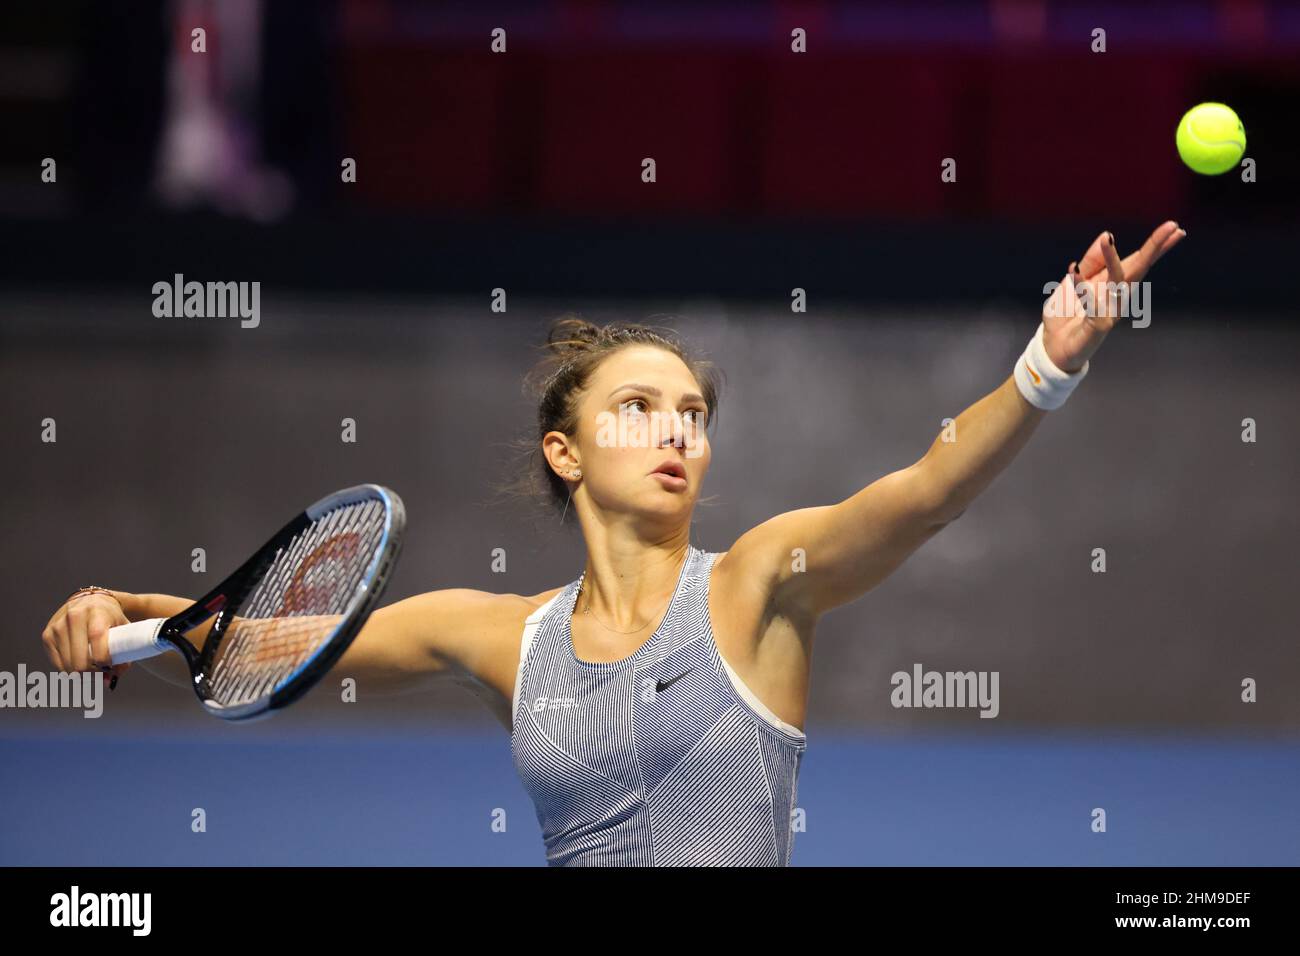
[{"xmin": 104, "ymin": 618, "xmax": 171, "ymax": 664}]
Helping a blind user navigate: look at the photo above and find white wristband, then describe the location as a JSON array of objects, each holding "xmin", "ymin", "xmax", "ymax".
[{"xmin": 1014, "ymin": 323, "xmax": 1088, "ymax": 411}]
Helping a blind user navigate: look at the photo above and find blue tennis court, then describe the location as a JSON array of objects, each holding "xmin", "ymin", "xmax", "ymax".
[{"xmin": 3, "ymin": 727, "xmax": 1295, "ymax": 866}]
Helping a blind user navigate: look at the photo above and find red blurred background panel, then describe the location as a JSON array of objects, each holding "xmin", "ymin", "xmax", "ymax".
[
  {"xmin": 983, "ymin": 54, "xmax": 1188, "ymax": 222},
  {"xmin": 534, "ymin": 52, "xmax": 745, "ymax": 215},
  {"xmin": 343, "ymin": 47, "xmax": 510, "ymax": 210},
  {"xmin": 759, "ymin": 55, "xmax": 955, "ymax": 219}
]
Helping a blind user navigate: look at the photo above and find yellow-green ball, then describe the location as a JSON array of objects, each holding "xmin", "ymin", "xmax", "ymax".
[{"xmin": 1176, "ymin": 102, "xmax": 1245, "ymax": 175}]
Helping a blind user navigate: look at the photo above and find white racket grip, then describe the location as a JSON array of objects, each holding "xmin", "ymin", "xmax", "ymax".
[{"xmin": 106, "ymin": 618, "xmax": 171, "ymax": 664}]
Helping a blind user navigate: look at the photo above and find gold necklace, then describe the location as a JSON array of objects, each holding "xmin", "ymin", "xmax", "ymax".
[{"xmin": 575, "ymin": 577, "xmax": 676, "ymax": 635}]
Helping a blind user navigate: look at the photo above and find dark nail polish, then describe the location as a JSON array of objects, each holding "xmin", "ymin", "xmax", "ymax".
[
  {"xmin": 109, "ymin": 675, "xmax": 118, "ymax": 691},
  {"xmin": 1108, "ymin": 232, "xmax": 1115, "ymax": 246}
]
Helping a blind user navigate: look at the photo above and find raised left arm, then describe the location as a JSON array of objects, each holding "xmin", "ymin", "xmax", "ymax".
[
  {"xmin": 726, "ymin": 373, "xmax": 1041, "ymax": 620},
  {"xmin": 726, "ymin": 222, "xmax": 1186, "ymax": 620}
]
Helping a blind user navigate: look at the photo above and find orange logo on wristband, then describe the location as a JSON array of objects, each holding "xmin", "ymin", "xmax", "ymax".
[{"xmin": 1025, "ymin": 362, "xmax": 1042, "ymax": 385}]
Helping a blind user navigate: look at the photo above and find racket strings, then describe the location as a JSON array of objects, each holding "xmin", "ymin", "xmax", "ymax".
[
  {"xmin": 207, "ymin": 498, "xmax": 387, "ymax": 707},
  {"xmin": 215, "ymin": 500, "xmax": 381, "ymax": 702},
  {"xmin": 211, "ymin": 502, "xmax": 379, "ymax": 705}
]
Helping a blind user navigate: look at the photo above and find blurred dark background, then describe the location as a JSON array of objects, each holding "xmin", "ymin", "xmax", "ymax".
[
  {"xmin": 0, "ymin": 1, "xmax": 1296, "ymax": 864},
  {"xmin": 3, "ymin": 0, "xmax": 1298, "ymax": 303}
]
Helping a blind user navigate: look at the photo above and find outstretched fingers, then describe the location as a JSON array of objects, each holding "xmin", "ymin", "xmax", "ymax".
[
  {"xmin": 1121, "ymin": 220, "xmax": 1184, "ymax": 282},
  {"xmin": 1076, "ymin": 231, "xmax": 1112, "ymax": 282},
  {"xmin": 1097, "ymin": 233, "xmax": 1127, "ymax": 329},
  {"xmin": 1079, "ymin": 221, "xmax": 1186, "ymax": 284}
]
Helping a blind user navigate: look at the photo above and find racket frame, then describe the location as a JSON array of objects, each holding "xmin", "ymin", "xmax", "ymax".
[{"xmin": 150, "ymin": 484, "xmax": 405, "ymax": 721}]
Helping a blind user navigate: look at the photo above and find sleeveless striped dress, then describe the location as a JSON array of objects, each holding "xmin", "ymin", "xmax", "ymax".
[{"xmin": 510, "ymin": 544, "xmax": 808, "ymax": 866}]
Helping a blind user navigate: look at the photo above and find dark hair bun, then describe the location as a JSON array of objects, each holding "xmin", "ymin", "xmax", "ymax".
[{"xmin": 545, "ymin": 315, "xmax": 601, "ymax": 356}]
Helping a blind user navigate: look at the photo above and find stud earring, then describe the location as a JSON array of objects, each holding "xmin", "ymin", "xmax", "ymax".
[{"xmin": 571, "ymin": 468, "xmax": 582, "ymax": 479}]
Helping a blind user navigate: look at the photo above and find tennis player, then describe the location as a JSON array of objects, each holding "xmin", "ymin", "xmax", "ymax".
[{"xmin": 41, "ymin": 222, "xmax": 1184, "ymax": 866}]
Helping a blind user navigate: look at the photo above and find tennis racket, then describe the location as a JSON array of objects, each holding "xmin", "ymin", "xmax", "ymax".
[{"xmin": 102, "ymin": 484, "xmax": 405, "ymax": 721}]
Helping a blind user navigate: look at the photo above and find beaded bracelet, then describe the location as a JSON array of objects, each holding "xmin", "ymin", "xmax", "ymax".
[{"xmin": 64, "ymin": 585, "xmax": 115, "ymax": 605}]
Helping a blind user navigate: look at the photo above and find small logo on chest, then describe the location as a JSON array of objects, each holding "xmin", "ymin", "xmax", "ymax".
[
  {"xmin": 532, "ymin": 696, "xmax": 578, "ymax": 713},
  {"xmin": 655, "ymin": 668, "xmax": 694, "ymax": 693},
  {"xmin": 637, "ymin": 667, "xmax": 696, "ymax": 703}
]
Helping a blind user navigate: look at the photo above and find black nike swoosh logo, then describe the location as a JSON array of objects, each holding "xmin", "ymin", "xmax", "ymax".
[{"xmin": 656, "ymin": 668, "xmax": 694, "ymax": 693}]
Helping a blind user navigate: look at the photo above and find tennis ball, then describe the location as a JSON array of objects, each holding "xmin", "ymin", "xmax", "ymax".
[{"xmin": 1176, "ymin": 102, "xmax": 1245, "ymax": 175}]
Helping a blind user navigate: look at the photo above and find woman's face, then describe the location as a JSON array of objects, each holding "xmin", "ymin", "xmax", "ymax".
[{"xmin": 559, "ymin": 345, "xmax": 712, "ymax": 522}]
